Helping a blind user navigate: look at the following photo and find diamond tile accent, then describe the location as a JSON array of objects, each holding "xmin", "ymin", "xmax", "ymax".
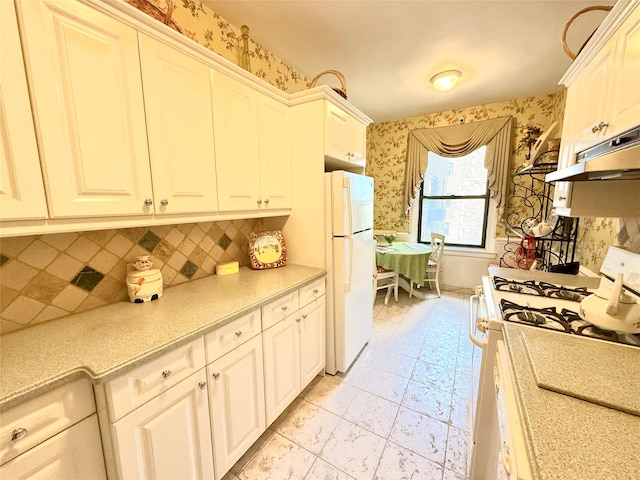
[
  {"xmin": 139, "ymin": 231, "xmax": 161, "ymax": 252},
  {"xmin": 180, "ymin": 260, "xmax": 198, "ymax": 279},
  {"xmin": 71, "ymin": 266, "xmax": 105, "ymax": 292},
  {"xmin": 218, "ymin": 233, "xmax": 232, "ymax": 250},
  {"xmin": 1, "ymin": 219, "xmax": 263, "ymax": 332}
]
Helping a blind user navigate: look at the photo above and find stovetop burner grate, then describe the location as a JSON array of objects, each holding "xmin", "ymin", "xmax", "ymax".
[
  {"xmin": 493, "ymin": 276, "xmax": 592, "ymax": 302},
  {"xmin": 499, "ymin": 299, "xmax": 640, "ymax": 348}
]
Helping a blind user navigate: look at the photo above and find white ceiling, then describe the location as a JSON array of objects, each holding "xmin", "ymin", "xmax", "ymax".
[{"xmin": 203, "ymin": 0, "xmax": 614, "ymax": 122}]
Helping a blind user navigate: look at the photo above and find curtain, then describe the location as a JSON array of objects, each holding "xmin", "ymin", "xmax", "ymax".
[{"xmin": 403, "ymin": 116, "xmax": 513, "ymax": 215}]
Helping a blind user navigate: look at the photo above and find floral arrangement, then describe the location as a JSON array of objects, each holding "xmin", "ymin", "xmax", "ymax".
[{"xmin": 517, "ymin": 125, "xmax": 543, "ymax": 159}]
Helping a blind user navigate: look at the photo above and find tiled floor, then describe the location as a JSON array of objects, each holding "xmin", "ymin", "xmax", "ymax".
[{"xmin": 224, "ymin": 288, "xmax": 480, "ymax": 480}]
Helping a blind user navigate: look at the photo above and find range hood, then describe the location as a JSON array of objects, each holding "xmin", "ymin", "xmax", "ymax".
[{"xmin": 546, "ymin": 125, "xmax": 640, "ymax": 182}]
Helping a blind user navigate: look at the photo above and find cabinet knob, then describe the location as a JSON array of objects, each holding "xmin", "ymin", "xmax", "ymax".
[
  {"xmin": 257, "ymin": 199, "xmax": 262, "ymax": 205},
  {"xmin": 313, "ymin": 288, "xmax": 319, "ymax": 294},
  {"xmin": 235, "ymin": 330, "xmax": 243, "ymax": 337},
  {"xmin": 143, "ymin": 198, "xmax": 153, "ymax": 207},
  {"xmin": 559, "ymin": 196, "xmax": 566, "ymax": 201},
  {"xmin": 160, "ymin": 199, "xmax": 169, "ymax": 206},
  {"xmin": 597, "ymin": 121, "xmax": 609, "ymax": 131},
  {"xmin": 301, "ymin": 314, "xmax": 308, "ymax": 320},
  {"xmin": 161, "ymin": 369, "xmax": 172, "ymax": 379},
  {"xmin": 296, "ymin": 317, "xmax": 301, "ymax": 323},
  {"xmin": 212, "ymin": 372, "xmax": 221, "ymax": 380},
  {"xmin": 11, "ymin": 428, "xmax": 28, "ymax": 442},
  {"xmin": 591, "ymin": 125, "xmax": 600, "ymax": 133},
  {"xmin": 198, "ymin": 380, "xmax": 207, "ymax": 390},
  {"xmin": 264, "ymin": 198, "xmax": 269, "ymax": 204}
]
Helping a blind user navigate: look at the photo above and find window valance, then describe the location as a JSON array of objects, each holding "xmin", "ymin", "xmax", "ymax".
[{"xmin": 403, "ymin": 116, "xmax": 513, "ymax": 214}]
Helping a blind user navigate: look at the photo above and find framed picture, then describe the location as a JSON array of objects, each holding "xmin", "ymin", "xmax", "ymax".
[{"xmin": 248, "ymin": 230, "xmax": 287, "ymax": 269}]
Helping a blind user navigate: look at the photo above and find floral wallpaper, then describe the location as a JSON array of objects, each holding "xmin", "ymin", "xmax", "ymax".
[
  {"xmin": 126, "ymin": 0, "xmax": 309, "ymax": 94},
  {"xmin": 365, "ymin": 90, "xmax": 640, "ymax": 273},
  {"xmin": 365, "ymin": 93, "xmax": 562, "ymax": 237}
]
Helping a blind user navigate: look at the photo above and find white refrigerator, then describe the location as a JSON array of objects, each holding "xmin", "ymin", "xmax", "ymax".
[{"xmin": 324, "ymin": 171, "xmax": 375, "ymax": 374}]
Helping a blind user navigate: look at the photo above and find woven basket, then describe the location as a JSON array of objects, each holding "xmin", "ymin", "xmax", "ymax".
[
  {"xmin": 126, "ymin": 0, "xmax": 183, "ymax": 34},
  {"xmin": 562, "ymin": 5, "xmax": 612, "ymax": 60},
  {"xmin": 310, "ymin": 70, "xmax": 347, "ymax": 99}
]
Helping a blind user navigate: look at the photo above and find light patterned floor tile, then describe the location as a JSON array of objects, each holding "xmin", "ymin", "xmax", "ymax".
[
  {"xmin": 453, "ymin": 372, "xmax": 472, "ymax": 399},
  {"xmin": 230, "ymin": 429, "xmax": 275, "ymax": 475},
  {"xmin": 412, "ymin": 359, "xmax": 456, "ymax": 391},
  {"xmin": 238, "ymin": 432, "xmax": 315, "ymax": 480},
  {"xmin": 304, "ymin": 458, "xmax": 354, "ymax": 480},
  {"xmin": 389, "ymin": 406, "xmax": 448, "ymax": 465},
  {"xmin": 343, "ymin": 390, "xmax": 400, "ymax": 437},
  {"xmin": 360, "ymin": 368, "xmax": 409, "ymax": 403},
  {"xmin": 373, "ymin": 441, "xmax": 444, "ymax": 480},
  {"xmin": 449, "ymin": 394, "xmax": 472, "ymax": 432},
  {"xmin": 402, "ymin": 380, "xmax": 452, "ymax": 423},
  {"xmin": 443, "ymin": 467, "xmax": 467, "ymax": 480},
  {"xmin": 320, "ymin": 419, "xmax": 386, "ymax": 480},
  {"xmin": 369, "ymin": 349, "xmax": 417, "ymax": 378},
  {"xmin": 272, "ymin": 399, "xmax": 341, "ymax": 454},
  {"xmin": 302, "ymin": 375, "xmax": 360, "ymax": 416},
  {"xmin": 444, "ymin": 426, "xmax": 471, "ymax": 477}
]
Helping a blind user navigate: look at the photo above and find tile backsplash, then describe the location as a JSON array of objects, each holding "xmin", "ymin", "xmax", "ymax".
[{"xmin": 0, "ymin": 219, "xmax": 263, "ymax": 334}]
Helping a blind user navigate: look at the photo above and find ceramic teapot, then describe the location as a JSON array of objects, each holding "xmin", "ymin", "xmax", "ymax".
[{"xmin": 579, "ymin": 273, "xmax": 640, "ymax": 333}]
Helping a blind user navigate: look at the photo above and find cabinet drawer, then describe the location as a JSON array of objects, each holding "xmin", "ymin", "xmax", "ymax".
[
  {"xmin": 205, "ymin": 309, "xmax": 261, "ymax": 364},
  {"xmin": 0, "ymin": 377, "xmax": 95, "ymax": 465},
  {"xmin": 105, "ymin": 337, "xmax": 205, "ymax": 422},
  {"xmin": 299, "ymin": 278, "xmax": 325, "ymax": 307},
  {"xmin": 261, "ymin": 291, "xmax": 298, "ymax": 330}
]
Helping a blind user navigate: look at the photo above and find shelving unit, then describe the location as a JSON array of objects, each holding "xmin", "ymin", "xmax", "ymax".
[{"xmin": 500, "ymin": 151, "xmax": 579, "ymax": 272}]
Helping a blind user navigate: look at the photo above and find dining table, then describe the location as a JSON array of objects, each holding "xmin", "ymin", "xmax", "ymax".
[{"xmin": 375, "ymin": 242, "xmax": 433, "ymax": 286}]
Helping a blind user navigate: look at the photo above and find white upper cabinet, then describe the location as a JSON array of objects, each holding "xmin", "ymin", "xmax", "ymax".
[
  {"xmin": 0, "ymin": 0, "xmax": 48, "ymax": 221},
  {"xmin": 212, "ymin": 70, "xmax": 291, "ymax": 212},
  {"xmin": 138, "ymin": 34, "xmax": 218, "ymax": 215},
  {"xmin": 15, "ymin": 0, "xmax": 153, "ymax": 218},
  {"xmin": 325, "ymin": 102, "xmax": 367, "ymax": 169}
]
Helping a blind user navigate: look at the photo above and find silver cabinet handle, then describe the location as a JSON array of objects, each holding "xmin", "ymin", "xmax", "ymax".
[
  {"xmin": 264, "ymin": 198, "xmax": 269, "ymax": 204},
  {"xmin": 143, "ymin": 198, "xmax": 153, "ymax": 207},
  {"xmin": 212, "ymin": 372, "xmax": 221, "ymax": 380},
  {"xmin": 281, "ymin": 305, "xmax": 288, "ymax": 311},
  {"xmin": 160, "ymin": 199, "xmax": 169, "ymax": 206},
  {"xmin": 301, "ymin": 314, "xmax": 308, "ymax": 320},
  {"xmin": 162, "ymin": 370, "xmax": 172, "ymax": 379},
  {"xmin": 235, "ymin": 330, "xmax": 243, "ymax": 337},
  {"xmin": 198, "ymin": 381, "xmax": 207, "ymax": 390},
  {"xmin": 296, "ymin": 317, "xmax": 301, "ymax": 323},
  {"xmin": 11, "ymin": 428, "xmax": 28, "ymax": 442},
  {"xmin": 257, "ymin": 199, "xmax": 262, "ymax": 205},
  {"xmin": 591, "ymin": 125, "xmax": 600, "ymax": 133},
  {"xmin": 597, "ymin": 121, "xmax": 609, "ymax": 131},
  {"xmin": 313, "ymin": 288, "xmax": 319, "ymax": 294},
  {"xmin": 559, "ymin": 196, "xmax": 566, "ymax": 201}
]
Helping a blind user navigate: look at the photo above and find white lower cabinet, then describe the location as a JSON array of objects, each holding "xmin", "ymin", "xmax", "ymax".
[
  {"xmin": 111, "ymin": 370, "xmax": 214, "ymax": 480},
  {"xmin": 0, "ymin": 415, "xmax": 106, "ymax": 480},
  {"xmin": 207, "ymin": 334, "xmax": 266, "ymax": 479},
  {"xmin": 263, "ymin": 280, "xmax": 326, "ymax": 425}
]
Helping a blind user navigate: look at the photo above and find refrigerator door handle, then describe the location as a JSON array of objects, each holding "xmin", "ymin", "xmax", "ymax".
[
  {"xmin": 344, "ymin": 176, "xmax": 353, "ymax": 235},
  {"xmin": 345, "ymin": 235, "xmax": 353, "ymax": 293}
]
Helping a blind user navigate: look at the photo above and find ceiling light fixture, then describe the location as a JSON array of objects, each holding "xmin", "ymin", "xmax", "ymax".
[{"xmin": 430, "ymin": 70, "xmax": 461, "ymax": 92}]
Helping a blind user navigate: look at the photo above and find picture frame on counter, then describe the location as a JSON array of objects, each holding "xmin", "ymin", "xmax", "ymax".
[{"xmin": 248, "ymin": 230, "xmax": 287, "ymax": 269}]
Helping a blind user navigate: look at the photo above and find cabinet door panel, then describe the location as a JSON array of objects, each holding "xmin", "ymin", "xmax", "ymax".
[
  {"xmin": 208, "ymin": 335, "xmax": 265, "ymax": 479},
  {"xmin": 212, "ymin": 71, "xmax": 260, "ymax": 211},
  {"xmin": 16, "ymin": 0, "xmax": 152, "ymax": 218},
  {"xmin": 299, "ymin": 298, "xmax": 325, "ymax": 388},
  {"xmin": 259, "ymin": 96, "xmax": 292, "ymax": 209},
  {"xmin": 0, "ymin": 0, "xmax": 48, "ymax": 220},
  {"xmin": 263, "ymin": 316, "xmax": 300, "ymax": 425},
  {"xmin": 610, "ymin": 8, "xmax": 640, "ymax": 137},
  {"xmin": 139, "ymin": 35, "xmax": 218, "ymax": 215},
  {"xmin": 0, "ymin": 415, "xmax": 106, "ymax": 480},
  {"xmin": 325, "ymin": 103, "xmax": 350, "ymax": 161},
  {"xmin": 112, "ymin": 372, "xmax": 214, "ymax": 480}
]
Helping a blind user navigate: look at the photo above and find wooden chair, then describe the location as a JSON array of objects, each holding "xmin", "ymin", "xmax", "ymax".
[
  {"xmin": 373, "ymin": 263, "xmax": 399, "ymax": 305},
  {"xmin": 425, "ymin": 233, "xmax": 445, "ymax": 296},
  {"xmin": 409, "ymin": 232, "xmax": 445, "ymax": 298}
]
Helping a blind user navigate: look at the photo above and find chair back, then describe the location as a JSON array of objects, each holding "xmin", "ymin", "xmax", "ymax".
[{"xmin": 429, "ymin": 233, "xmax": 445, "ymax": 266}]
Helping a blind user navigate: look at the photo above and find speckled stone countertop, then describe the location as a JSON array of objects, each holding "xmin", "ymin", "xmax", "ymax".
[
  {"xmin": 503, "ymin": 324, "xmax": 640, "ymax": 480},
  {"xmin": 0, "ymin": 264, "xmax": 325, "ymax": 412}
]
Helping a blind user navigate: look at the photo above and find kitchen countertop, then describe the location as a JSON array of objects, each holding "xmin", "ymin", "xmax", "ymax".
[
  {"xmin": 0, "ymin": 264, "xmax": 325, "ymax": 412},
  {"xmin": 502, "ymin": 323, "xmax": 640, "ymax": 480}
]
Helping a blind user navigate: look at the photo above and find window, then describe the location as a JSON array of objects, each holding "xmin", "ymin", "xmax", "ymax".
[{"xmin": 418, "ymin": 147, "xmax": 490, "ymax": 248}]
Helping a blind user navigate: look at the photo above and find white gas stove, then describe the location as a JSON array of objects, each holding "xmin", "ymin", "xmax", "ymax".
[{"xmin": 470, "ymin": 247, "xmax": 640, "ymax": 480}]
